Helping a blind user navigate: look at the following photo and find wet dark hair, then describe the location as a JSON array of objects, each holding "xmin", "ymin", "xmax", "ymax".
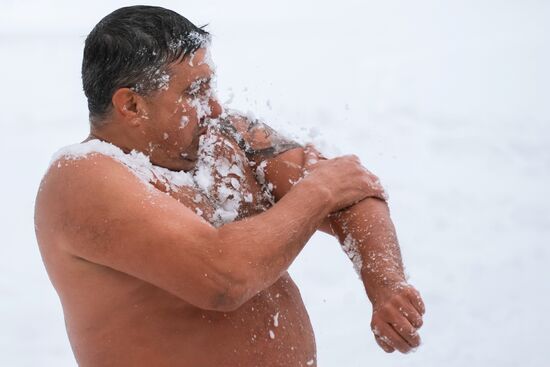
[{"xmin": 82, "ymin": 5, "xmax": 210, "ymax": 125}]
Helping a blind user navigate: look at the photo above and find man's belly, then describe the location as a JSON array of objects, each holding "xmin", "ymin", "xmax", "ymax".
[{"xmin": 66, "ymin": 272, "xmax": 316, "ymax": 367}]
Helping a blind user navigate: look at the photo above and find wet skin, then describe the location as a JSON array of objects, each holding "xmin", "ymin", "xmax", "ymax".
[
  {"xmin": 35, "ymin": 45, "xmax": 424, "ymax": 366},
  {"xmin": 36, "ymin": 47, "xmax": 320, "ymax": 366},
  {"xmin": 37, "ymin": 131, "xmax": 317, "ymax": 366}
]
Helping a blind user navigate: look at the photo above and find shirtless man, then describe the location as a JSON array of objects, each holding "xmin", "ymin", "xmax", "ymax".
[{"xmin": 34, "ymin": 6, "xmax": 425, "ymax": 366}]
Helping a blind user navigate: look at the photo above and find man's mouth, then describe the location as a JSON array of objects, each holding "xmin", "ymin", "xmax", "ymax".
[
  {"xmin": 181, "ymin": 138, "xmax": 202, "ymax": 162},
  {"xmin": 197, "ymin": 125, "xmax": 208, "ymax": 137},
  {"xmin": 181, "ymin": 152, "xmax": 198, "ymax": 162}
]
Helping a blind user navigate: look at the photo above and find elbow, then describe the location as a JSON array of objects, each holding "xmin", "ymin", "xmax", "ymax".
[
  {"xmin": 163, "ymin": 228, "xmax": 259, "ymax": 312},
  {"xmin": 170, "ymin": 274, "xmax": 252, "ymax": 313},
  {"xmin": 202, "ymin": 233, "xmax": 260, "ymax": 312},
  {"xmin": 186, "ymin": 258, "xmax": 256, "ymax": 312},
  {"xmin": 172, "ymin": 270, "xmax": 252, "ymax": 312},
  {"xmin": 204, "ymin": 272, "xmax": 257, "ymax": 312},
  {"xmin": 210, "ymin": 258, "xmax": 265, "ymax": 312},
  {"xmin": 209, "ymin": 284, "xmax": 251, "ymax": 312}
]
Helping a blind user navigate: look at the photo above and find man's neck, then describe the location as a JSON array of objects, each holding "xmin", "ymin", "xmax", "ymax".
[{"xmin": 88, "ymin": 121, "xmax": 138, "ymax": 156}]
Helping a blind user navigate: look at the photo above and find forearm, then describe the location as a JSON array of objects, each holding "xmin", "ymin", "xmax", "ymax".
[
  {"xmin": 329, "ymin": 198, "xmax": 406, "ymax": 305},
  {"xmin": 217, "ymin": 178, "xmax": 332, "ymax": 304}
]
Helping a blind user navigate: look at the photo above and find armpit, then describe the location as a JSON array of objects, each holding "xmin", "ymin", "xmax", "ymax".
[{"xmin": 216, "ymin": 113, "xmax": 302, "ymax": 162}]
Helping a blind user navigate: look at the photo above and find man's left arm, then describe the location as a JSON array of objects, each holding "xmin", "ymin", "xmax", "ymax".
[
  {"xmin": 261, "ymin": 146, "xmax": 425, "ymax": 353},
  {"xmin": 222, "ymin": 112, "xmax": 425, "ymax": 352},
  {"xmin": 328, "ymin": 197, "xmax": 425, "ymax": 353}
]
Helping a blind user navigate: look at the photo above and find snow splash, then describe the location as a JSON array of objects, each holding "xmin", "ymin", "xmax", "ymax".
[
  {"xmin": 193, "ymin": 126, "xmax": 257, "ymax": 226},
  {"xmin": 50, "ymin": 130, "xmax": 264, "ymax": 228},
  {"xmin": 341, "ymin": 234, "xmax": 363, "ymax": 276}
]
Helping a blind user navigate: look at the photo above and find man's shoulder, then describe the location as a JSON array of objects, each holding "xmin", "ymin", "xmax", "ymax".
[
  {"xmin": 207, "ymin": 114, "xmax": 310, "ymax": 202},
  {"xmin": 36, "ymin": 145, "xmax": 148, "ymax": 236},
  {"xmin": 215, "ymin": 112, "xmax": 302, "ymax": 163},
  {"xmin": 42, "ymin": 140, "xmax": 162, "ymax": 198},
  {"xmin": 42, "ymin": 146, "xmax": 133, "ymax": 194},
  {"xmin": 35, "ymin": 141, "xmax": 205, "ymax": 254}
]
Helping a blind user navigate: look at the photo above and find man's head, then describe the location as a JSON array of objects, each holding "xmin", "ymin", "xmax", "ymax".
[{"xmin": 82, "ymin": 5, "xmax": 222, "ymax": 171}]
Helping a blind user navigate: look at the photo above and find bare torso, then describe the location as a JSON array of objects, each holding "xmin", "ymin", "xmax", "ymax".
[{"xmin": 36, "ymin": 130, "xmax": 317, "ymax": 367}]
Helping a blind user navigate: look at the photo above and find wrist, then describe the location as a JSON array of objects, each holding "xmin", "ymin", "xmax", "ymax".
[{"xmin": 362, "ymin": 273, "xmax": 408, "ymax": 306}]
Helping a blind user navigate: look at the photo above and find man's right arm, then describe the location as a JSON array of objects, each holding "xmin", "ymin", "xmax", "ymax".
[{"xmin": 35, "ymin": 153, "xmax": 372, "ymax": 312}]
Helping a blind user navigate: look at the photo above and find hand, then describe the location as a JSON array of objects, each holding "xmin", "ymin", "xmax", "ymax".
[
  {"xmin": 370, "ymin": 283, "xmax": 425, "ymax": 353},
  {"xmin": 303, "ymin": 145, "xmax": 387, "ymax": 212}
]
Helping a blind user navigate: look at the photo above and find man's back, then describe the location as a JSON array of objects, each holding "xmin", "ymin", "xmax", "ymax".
[{"xmin": 35, "ymin": 130, "xmax": 318, "ymax": 366}]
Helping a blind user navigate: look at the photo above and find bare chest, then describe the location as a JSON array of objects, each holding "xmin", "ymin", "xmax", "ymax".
[{"xmin": 151, "ymin": 131, "xmax": 272, "ymax": 225}]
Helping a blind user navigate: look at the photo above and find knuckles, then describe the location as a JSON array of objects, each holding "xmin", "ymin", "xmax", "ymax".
[{"xmin": 371, "ymin": 293, "xmax": 424, "ymax": 353}]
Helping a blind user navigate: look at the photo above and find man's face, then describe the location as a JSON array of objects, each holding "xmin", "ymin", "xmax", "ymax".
[{"xmin": 141, "ymin": 47, "xmax": 222, "ymax": 171}]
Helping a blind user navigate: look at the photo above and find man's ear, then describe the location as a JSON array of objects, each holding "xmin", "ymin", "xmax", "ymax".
[{"xmin": 112, "ymin": 88, "xmax": 147, "ymax": 126}]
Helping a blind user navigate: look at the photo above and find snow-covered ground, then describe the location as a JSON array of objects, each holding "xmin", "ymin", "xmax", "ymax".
[{"xmin": 1, "ymin": 1, "xmax": 549, "ymax": 366}]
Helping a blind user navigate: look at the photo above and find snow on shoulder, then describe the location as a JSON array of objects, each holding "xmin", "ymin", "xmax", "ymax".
[
  {"xmin": 48, "ymin": 137, "xmax": 261, "ymax": 228},
  {"xmin": 50, "ymin": 139, "xmax": 194, "ymax": 191}
]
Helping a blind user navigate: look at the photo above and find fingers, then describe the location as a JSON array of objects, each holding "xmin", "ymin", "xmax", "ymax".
[
  {"xmin": 395, "ymin": 286, "xmax": 425, "ymax": 331},
  {"xmin": 373, "ymin": 310, "xmax": 421, "ymax": 352},
  {"xmin": 305, "ymin": 150, "xmax": 387, "ymax": 209},
  {"xmin": 304, "ymin": 144, "xmax": 324, "ymax": 165},
  {"xmin": 398, "ymin": 302, "xmax": 423, "ymax": 329},
  {"xmin": 344, "ymin": 155, "xmax": 387, "ymax": 201},
  {"xmin": 361, "ymin": 169, "xmax": 387, "ymax": 200},
  {"xmin": 371, "ymin": 285, "xmax": 425, "ymax": 354},
  {"xmin": 405, "ymin": 287, "xmax": 426, "ymax": 316},
  {"xmin": 305, "ymin": 144, "xmax": 327, "ymax": 159},
  {"xmin": 374, "ymin": 334, "xmax": 395, "ymax": 353},
  {"xmin": 390, "ymin": 314, "xmax": 422, "ymax": 348},
  {"xmin": 373, "ymin": 322, "xmax": 412, "ymax": 354}
]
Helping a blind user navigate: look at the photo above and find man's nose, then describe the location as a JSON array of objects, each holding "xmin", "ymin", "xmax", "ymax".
[{"xmin": 208, "ymin": 97, "xmax": 223, "ymax": 118}]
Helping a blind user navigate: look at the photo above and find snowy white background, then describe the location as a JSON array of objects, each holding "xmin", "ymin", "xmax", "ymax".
[{"xmin": 1, "ymin": 0, "xmax": 549, "ymax": 366}]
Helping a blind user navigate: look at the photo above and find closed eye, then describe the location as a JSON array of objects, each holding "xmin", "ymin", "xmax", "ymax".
[{"xmin": 185, "ymin": 77, "xmax": 211, "ymax": 97}]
